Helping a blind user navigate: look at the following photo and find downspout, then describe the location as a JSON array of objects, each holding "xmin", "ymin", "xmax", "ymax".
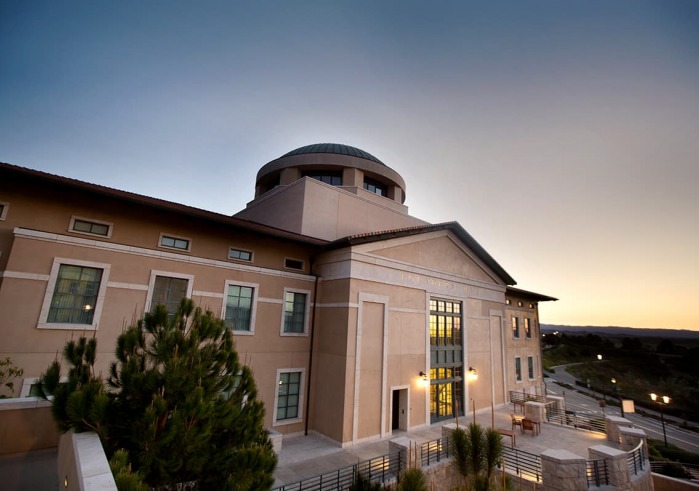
[{"xmin": 304, "ymin": 257, "xmax": 320, "ymax": 436}]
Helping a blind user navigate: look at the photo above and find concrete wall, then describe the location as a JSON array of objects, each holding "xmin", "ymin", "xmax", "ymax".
[
  {"xmin": 653, "ymin": 473, "xmax": 699, "ymax": 490},
  {"xmin": 58, "ymin": 431, "xmax": 116, "ymax": 491},
  {"xmin": 0, "ymin": 398, "xmax": 59, "ymax": 455}
]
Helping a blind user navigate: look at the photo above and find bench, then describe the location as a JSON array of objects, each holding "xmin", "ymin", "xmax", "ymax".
[{"xmin": 497, "ymin": 428, "xmax": 516, "ymax": 447}]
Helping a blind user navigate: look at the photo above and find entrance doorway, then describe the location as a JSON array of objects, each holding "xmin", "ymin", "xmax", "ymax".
[{"xmin": 391, "ymin": 388, "xmax": 408, "ymax": 431}]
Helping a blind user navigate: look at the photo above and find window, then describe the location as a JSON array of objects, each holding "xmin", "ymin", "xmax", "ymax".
[
  {"xmin": 47, "ymin": 265, "xmax": 102, "ymax": 324},
  {"xmin": 512, "ymin": 316, "xmax": 520, "ymax": 338},
  {"xmin": 223, "ymin": 283, "xmax": 255, "ymax": 332},
  {"xmin": 505, "ymin": 299, "xmax": 511, "ymax": 305},
  {"xmin": 159, "ymin": 234, "xmax": 190, "ymax": 251},
  {"xmin": 0, "ymin": 201, "xmax": 8, "ymax": 220},
  {"xmin": 515, "ymin": 357, "xmax": 522, "ymax": 382},
  {"xmin": 524, "ymin": 318, "xmax": 532, "ymax": 338},
  {"xmin": 274, "ymin": 370, "xmax": 304, "ymax": 423},
  {"xmin": 284, "ymin": 258, "xmax": 304, "ymax": 270},
  {"xmin": 528, "ymin": 356, "xmax": 535, "ymax": 380},
  {"xmin": 38, "ymin": 258, "xmax": 110, "ymax": 330},
  {"xmin": 70, "ymin": 217, "xmax": 111, "ymax": 237},
  {"xmin": 146, "ymin": 271, "xmax": 193, "ymax": 316},
  {"xmin": 283, "ymin": 291, "xmax": 308, "ymax": 334},
  {"xmin": 518, "ymin": 301, "xmax": 523, "ymax": 307},
  {"xmin": 363, "ymin": 178, "xmax": 386, "ymax": 196},
  {"xmin": 303, "ymin": 171, "xmax": 342, "ymax": 186},
  {"xmin": 429, "ymin": 298, "xmax": 463, "ymax": 423},
  {"xmin": 229, "ymin": 247, "xmax": 252, "ymax": 262}
]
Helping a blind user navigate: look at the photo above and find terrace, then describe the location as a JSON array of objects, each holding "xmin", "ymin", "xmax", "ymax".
[{"xmin": 273, "ymin": 401, "xmax": 613, "ymax": 489}]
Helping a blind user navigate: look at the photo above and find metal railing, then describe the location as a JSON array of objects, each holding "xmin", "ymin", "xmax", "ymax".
[
  {"xmin": 272, "ymin": 451, "xmax": 403, "ymax": 491},
  {"xmin": 509, "ymin": 390, "xmax": 548, "ymax": 413},
  {"xmin": 586, "ymin": 458, "xmax": 609, "ymax": 487},
  {"xmin": 627, "ymin": 441, "xmax": 646, "ymax": 476},
  {"xmin": 421, "ymin": 436, "xmax": 451, "ymax": 467},
  {"xmin": 546, "ymin": 407, "xmax": 606, "ymax": 434},
  {"xmin": 501, "ymin": 446, "xmax": 542, "ymax": 482},
  {"xmin": 651, "ymin": 461, "xmax": 699, "ymax": 481}
]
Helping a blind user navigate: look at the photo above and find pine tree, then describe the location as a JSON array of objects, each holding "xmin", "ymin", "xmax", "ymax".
[{"xmin": 40, "ymin": 298, "xmax": 277, "ymax": 490}]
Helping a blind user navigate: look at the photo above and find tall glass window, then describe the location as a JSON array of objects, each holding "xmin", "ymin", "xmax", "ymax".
[
  {"xmin": 527, "ymin": 356, "xmax": 535, "ymax": 380},
  {"xmin": 47, "ymin": 265, "xmax": 103, "ymax": 324},
  {"xmin": 224, "ymin": 285, "xmax": 254, "ymax": 331},
  {"xmin": 512, "ymin": 316, "xmax": 520, "ymax": 338},
  {"xmin": 524, "ymin": 318, "xmax": 532, "ymax": 338},
  {"xmin": 151, "ymin": 276, "xmax": 188, "ymax": 315},
  {"xmin": 515, "ymin": 357, "xmax": 522, "ymax": 382},
  {"xmin": 429, "ymin": 298, "xmax": 463, "ymax": 422},
  {"xmin": 283, "ymin": 292, "xmax": 307, "ymax": 333},
  {"xmin": 276, "ymin": 371, "xmax": 301, "ymax": 421}
]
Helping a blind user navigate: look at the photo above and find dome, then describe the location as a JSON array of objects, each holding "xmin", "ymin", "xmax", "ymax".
[
  {"xmin": 280, "ymin": 143, "xmax": 385, "ymax": 166},
  {"xmin": 254, "ymin": 142, "xmax": 406, "ymax": 204}
]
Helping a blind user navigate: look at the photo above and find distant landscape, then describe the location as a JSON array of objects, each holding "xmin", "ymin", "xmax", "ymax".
[
  {"xmin": 540, "ymin": 325, "xmax": 699, "ymax": 423},
  {"xmin": 542, "ymin": 324, "xmax": 699, "ymax": 341}
]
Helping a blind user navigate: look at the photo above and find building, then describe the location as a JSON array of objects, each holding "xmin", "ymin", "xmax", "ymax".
[{"xmin": 0, "ymin": 143, "xmax": 555, "ymax": 446}]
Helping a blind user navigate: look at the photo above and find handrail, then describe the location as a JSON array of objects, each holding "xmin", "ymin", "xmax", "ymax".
[
  {"xmin": 421, "ymin": 436, "xmax": 451, "ymax": 467},
  {"xmin": 501, "ymin": 446, "xmax": 542, "ymax": 482},
  {"xmin": 586, "ymin": 458, "xmax": 609, "ymax": 487},
  {"xmin": 272, "ymin": 450, "xmax": 403, "ymax": 491},
  {"xmin": 545, "ymin": 407, "xmax": 606, "ymax": 434},
  {"xmin": 626, "ymin": 440, "xmax": 646, "ymax": 475},
  {"xmin": 650, "ymin": 461, "xmax": 699, "ymax": 481}
]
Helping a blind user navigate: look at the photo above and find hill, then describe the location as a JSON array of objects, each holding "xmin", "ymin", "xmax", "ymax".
[{"xmin": 541, "ymin": 324, "xmax": 699, "ymax": 340}]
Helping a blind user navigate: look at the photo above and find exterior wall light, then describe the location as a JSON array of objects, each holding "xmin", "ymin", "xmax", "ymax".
[
  {"xmin": 468, "ymin": 367, "xmax": 478, "ymax": 381},
  {"xmin": 418, "ymin": 371, "xmax": 428, "ymax": 388}
]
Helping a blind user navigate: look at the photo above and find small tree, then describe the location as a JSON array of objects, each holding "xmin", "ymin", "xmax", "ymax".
[
  {"xmin": 40, "ymin": 298, "xmax": 277, "ymax": 490},
  {"xmin": 451, "ymin": 423, "xmax": 503, "ymax": 490},
  {"xmin": 0, "ymin": 357, "xmax": 24, "ymax": 398}
]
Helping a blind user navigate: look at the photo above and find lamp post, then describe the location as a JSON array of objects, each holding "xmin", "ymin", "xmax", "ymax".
[
  {"xmin": 611, "ymin": 378, "xmax": 624, "ymax": 417},
  {"xmin": 649, "ymin": 393, "xmax": 670, "ymax": 446}
]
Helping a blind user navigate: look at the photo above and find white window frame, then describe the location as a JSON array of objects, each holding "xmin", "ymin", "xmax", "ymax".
[
  {"xmin": 272, "ymin": 368, "xmax": 305, "ymax": 426},
  {"xmin": 221, "ymin": 280, "xmax": 258, "ymax": 335},
  {"xmin": 37, "ymin": 258, "xmax": 111, "ymax": 330},
  {"xmin": 69, "ymin": 216, "xmax": 113, "ymax": 238},
  {"xmin": 145, "ymin": 270, "xmax": 194, "ymax": 312},
  {"xmin": 158, "ymin": 233, "xmax": 192, "ymax": 252},
  {"xmin": 280, "ymin": 288, "xmax": 311, "ymax": 336},
  {"xmin": 228, "ymin": 247, "xmax": 253, "ymax": 262},
  {"xmin": 514, "ymin": 356, "xmax": 522, "ymax": 383},
  {"xmin": 0, "ymin": 201, "xmax": 8, "ymax": 220},
  {"xmin": 527, "ymin": 355, "xmax": 535, "ymax": 381}
]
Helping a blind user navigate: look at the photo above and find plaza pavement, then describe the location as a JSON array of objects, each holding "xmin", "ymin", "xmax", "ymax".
[{"xmin": 273, "ymin": 404, "xmax": 609, "ymax": 487}]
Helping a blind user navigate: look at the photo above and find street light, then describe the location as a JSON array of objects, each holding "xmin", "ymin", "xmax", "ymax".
[
  {"xmin": 597, "ymin": 354, "xmax": 603, "ymax": 361},
  {"xmin": 611, "ymin": 378, "xmax": 624, "ymax": 417},
  {"xmin": 649, "ymin": 393, "xmax": 671, "ymax": 446}
]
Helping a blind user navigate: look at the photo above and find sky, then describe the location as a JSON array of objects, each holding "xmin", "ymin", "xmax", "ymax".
[{"xmin": 1, "ymin": 1, "xmax": 697, "ymax": 331}]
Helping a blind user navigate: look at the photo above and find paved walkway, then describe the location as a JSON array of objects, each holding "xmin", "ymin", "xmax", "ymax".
[{"xmin": 274, "ymin": 404, "xmax": 609, "ymax": 487}]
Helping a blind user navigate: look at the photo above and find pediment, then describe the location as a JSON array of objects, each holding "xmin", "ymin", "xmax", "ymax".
[{"xmin": 365, "ymin": 233, "xmax": 500, "ymax": 284}]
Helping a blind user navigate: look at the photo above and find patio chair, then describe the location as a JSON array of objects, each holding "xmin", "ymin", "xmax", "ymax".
[
  {"xmin": 510, "ymin": 413, "xmax": 522, "ymax": 431},
  {"xmin": 522, "ymin": 418, "xmax": 536, "ymax": 435}
]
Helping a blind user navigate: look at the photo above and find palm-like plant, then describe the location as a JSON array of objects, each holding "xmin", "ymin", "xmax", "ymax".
[{"xmin": 451, "ymin": 423, "xmax": 504, "ymax": 489}]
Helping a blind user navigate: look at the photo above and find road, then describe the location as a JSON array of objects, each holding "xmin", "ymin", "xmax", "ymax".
[{"xmin": 545, "ymin": 364, "xmax": 699, "ymax": 454}]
